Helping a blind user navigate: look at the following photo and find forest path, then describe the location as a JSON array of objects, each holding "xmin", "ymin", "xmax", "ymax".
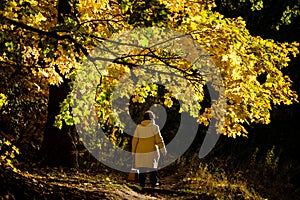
[{"xmin": 1, "ymin": 166, "xmax": 211, "ymax": 199}]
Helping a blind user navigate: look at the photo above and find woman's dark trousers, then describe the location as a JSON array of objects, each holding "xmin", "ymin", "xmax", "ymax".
[{"xmin": 138, "ymin": 168, "xmax": 158, "ymax": 187}]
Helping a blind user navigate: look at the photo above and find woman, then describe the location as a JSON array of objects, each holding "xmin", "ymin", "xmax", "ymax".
[{"xmin": 131, "ymin": 110, "xmax": 167, "ymax": 188}]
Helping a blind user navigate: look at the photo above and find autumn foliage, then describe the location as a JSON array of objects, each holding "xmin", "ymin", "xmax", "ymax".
[{"xmin": 0, "ymin": 0, "xmax": 299, "ymax": 145}]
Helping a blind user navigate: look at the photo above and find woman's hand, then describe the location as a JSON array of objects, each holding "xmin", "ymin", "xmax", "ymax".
[{"xmin": 161, "ymin": 148, "xmax": 167, "ymax": 157}]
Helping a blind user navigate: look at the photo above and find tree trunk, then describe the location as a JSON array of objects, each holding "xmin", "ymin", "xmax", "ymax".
[
  {"xmin": 39, "ymin": 0, "xmax": 79, "ymax": 168},
  {"xmin": 40, "ymin": 81, "xmax": 78, "ymax": 168}
]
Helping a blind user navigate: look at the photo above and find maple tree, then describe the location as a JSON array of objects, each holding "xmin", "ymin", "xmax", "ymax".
[{"xmin": 0, "ymin": 0, "xmax": 299, "ymax": 166}]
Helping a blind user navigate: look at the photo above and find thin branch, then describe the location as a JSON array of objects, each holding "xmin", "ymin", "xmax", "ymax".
[{"xmin": 1, "ymin": 15, "xmax": 90, "ymax": 58}]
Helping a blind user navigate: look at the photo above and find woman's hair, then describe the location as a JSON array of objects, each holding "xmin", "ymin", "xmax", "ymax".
[{"xmin": 143, "ymin": 110, "xmax": 155, "ymax": 120}]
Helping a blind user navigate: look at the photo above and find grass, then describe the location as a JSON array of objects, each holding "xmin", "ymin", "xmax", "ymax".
[
  {"xmin": 173, "ymin": 151, "xmax": 299, "ymax": 200},
  {"xmin": 177, "ymin": 163, "xmax": 265, "ymax": 200}
]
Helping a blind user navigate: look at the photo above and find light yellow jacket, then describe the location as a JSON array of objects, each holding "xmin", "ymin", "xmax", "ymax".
[{"xmin": 132, "ymin": 120, "xmax": 166, "ymax": 169}]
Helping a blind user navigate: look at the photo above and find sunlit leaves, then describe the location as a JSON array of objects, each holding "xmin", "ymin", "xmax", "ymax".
[
  {"xmin": 169, "ymin": 6, "xmax": 299, "ymax": 137},
  {"xmin": 1, "ymin": 0, "xmax": 57, "ymax": 29},
  {"xmin": 0, "ymin": 138, "xmax": 20, "ymax": 172},
  {"xmin": 0, "ymin": 93, "xmax": 7, "ymax": 109},
  {"xmin": 54, "ymin": 94, "xmax": 74, "ymax": 129},
  {"xmin": 1, "ymin": 0, "xmax": 299, "ymax": 139},
  {"xmin": 249, "ymin": 0, "xmax": 263, "ymax": 11},
  {"xmin": 277, "ymin": 2, "xmax": 300, "ymax": 29}
]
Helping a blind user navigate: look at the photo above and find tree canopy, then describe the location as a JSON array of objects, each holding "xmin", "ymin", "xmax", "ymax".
[{"xmin": 0, "ymin": 0, "xmax": 299, "ymax": 141}]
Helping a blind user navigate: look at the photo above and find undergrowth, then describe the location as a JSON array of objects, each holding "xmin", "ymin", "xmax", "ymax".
[
  {"xmin": 177, "ymin": 147, "xmax": 299, "ymax": 200},
  {"xmin": 179, "ymin": 161, "xmax": 264, "ymax": 200}
]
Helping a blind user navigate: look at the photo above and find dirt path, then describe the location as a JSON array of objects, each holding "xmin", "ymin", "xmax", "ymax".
[
  {"xmin": 1, "ymin": 166, "xmax": 211, "ymax": 199},
  {"xmin": 124, "ymin": 171, "xmax": 212, "ymax": 200}
]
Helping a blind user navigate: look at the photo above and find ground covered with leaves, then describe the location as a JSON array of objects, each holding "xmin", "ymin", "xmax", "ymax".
[
  {"xmin": 0, "ymin": 164, "xmax": 205, "ymax": 200},
  {"xmin": 1, "ymin": 159, "xmax": 299, "ymax": 200}
]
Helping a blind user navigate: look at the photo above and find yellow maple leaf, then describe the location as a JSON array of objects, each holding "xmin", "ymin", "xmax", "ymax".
[
  {"xmin": 35, "ymin": 12, "xmax": 47, "ymax": 23},
  {"xmin": 4, "ymin": 140, "xmax": 11, "ymax": 146}
]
